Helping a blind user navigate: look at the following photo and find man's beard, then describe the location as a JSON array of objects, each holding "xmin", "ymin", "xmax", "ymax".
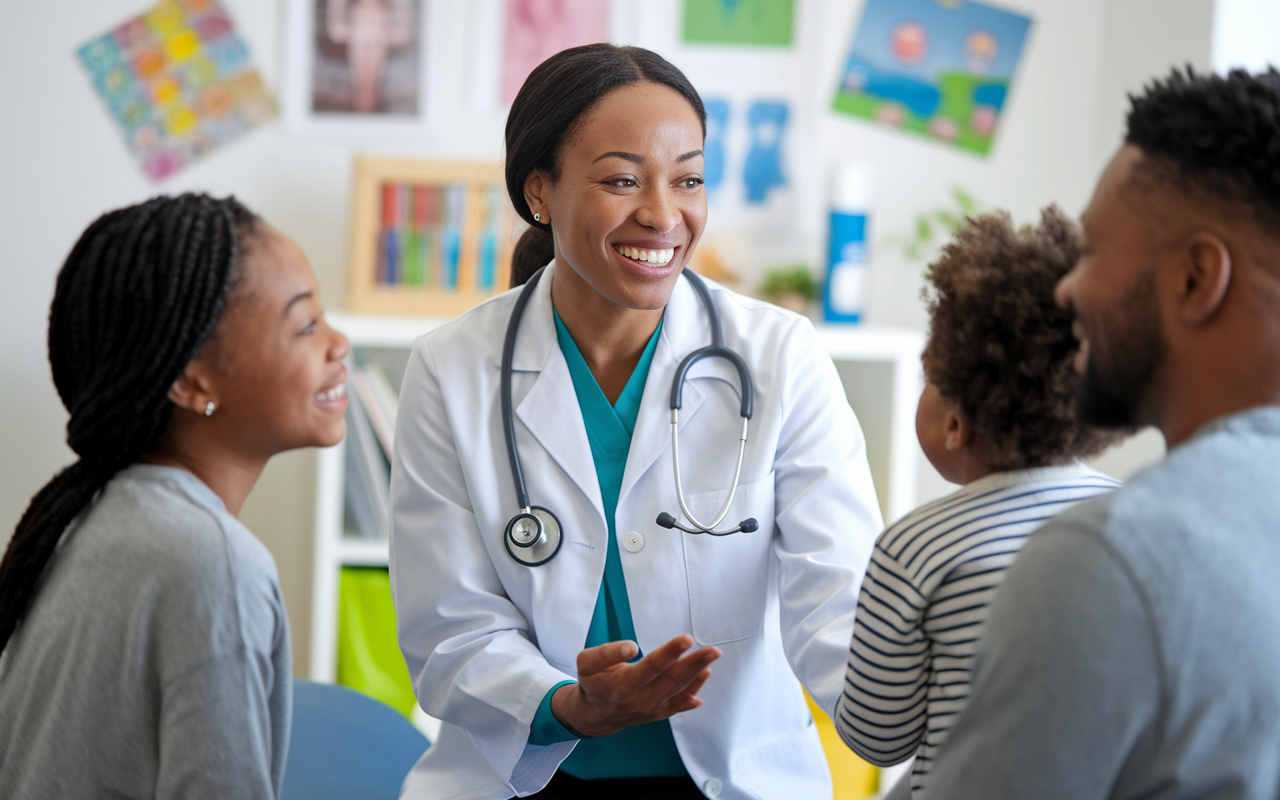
[{"xmin": 1075, "ymin": 276, "xmax": 1165, "ymax": 429}]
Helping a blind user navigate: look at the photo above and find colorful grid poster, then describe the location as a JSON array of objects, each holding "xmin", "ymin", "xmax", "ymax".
[
  {"xmin": 832, "ymin": 0, "xmax": 1031, "ymax": 156},
  {"xmin": 77, "ymin": 0, "xmax": 276, "ymax": 181}
]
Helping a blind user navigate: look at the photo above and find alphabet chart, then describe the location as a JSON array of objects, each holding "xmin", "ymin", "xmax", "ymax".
[{"xmin": 77, "ymin": 0, "xmax": 275, "ymax": 181}]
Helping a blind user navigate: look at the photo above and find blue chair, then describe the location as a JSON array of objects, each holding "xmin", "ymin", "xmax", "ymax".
[{"xmin": 283, "ymin": 679, "xmax": 429, "ymax": 800}]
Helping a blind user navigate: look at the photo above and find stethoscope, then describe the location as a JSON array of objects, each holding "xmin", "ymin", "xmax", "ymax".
[{"xmin": 501, "ymin": 266, "xmax": 759, "ymax": 567}]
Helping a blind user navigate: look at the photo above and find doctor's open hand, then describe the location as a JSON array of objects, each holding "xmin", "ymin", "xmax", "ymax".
[{"xmin": 550, "ymin": 634, "xmax": 721, "ymax": 738}]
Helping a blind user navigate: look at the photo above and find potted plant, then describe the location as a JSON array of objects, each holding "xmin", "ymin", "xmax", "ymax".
[{"xmin": 760, "ymin": 264, "xmax": 819, "ymax": 314}]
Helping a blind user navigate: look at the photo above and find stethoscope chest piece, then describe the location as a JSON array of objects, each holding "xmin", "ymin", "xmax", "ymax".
[{"xmin": 504, "ymin": 506, "xmax": 563, "ymax": 566}]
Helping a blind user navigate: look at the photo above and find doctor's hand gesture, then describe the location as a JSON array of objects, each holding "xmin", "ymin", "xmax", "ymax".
[{"xmin": 550, "ymin": 634, "xmax": 721, "ymax": 738}]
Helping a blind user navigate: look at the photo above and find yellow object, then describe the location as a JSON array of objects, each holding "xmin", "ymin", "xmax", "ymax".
[
  {"xmin": 145, "ymin": 2, "xmax": 183, "ymax": 33},
  {"xmin": 164, "ymin": 29, "xmax": 200, "ymax": 62},
  {"xmin": 338, "ymin": 568, "xmax": 418, "ymax": 717},
  {"xmin": 164, "ymin": 105, "xmax": 197, "ymax": 136},
  {"xmin": 151, "ymin": 77, "xmax": 180, "ymax": 106},
  {"xmin": 806, "ymin": 691, "xmax": 880, "ymax": 799}
]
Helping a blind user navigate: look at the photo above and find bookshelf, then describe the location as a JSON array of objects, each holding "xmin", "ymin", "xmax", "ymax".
[{"xmin": 308, "ymin": 311, "xmax": 924, "ymax": 791}]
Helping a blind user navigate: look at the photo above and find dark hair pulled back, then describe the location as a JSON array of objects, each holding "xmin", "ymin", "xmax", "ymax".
[
  {"xmin": 0, "ymin": 193, "xmax": 259, "ymax": 652},
  {"xmin": 504, "ymin": 43, "xmax": 706, "ymax": 287}
]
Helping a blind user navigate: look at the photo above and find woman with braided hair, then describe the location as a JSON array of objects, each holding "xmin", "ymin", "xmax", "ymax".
[{"xmin": 0, "ymin": 193, "xmax": 350, "ymax": 798}]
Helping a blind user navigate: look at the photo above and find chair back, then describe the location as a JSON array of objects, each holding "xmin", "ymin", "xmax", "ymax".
[{"xmin": 283, "ymin": 679, "xmax": 429, "ymax": 800}]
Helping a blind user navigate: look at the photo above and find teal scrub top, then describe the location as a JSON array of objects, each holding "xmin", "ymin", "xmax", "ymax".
[{"xmin": 526, "ymin": 309, "xmax": 688, "ymax": 779}]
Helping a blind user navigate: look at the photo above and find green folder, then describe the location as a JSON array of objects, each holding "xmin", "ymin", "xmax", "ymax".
[{"xmin": 337, "ymin": 567, "xmax": 417, "ymax": 718}]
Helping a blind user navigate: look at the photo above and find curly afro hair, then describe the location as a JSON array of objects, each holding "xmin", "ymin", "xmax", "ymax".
[
  {"xmin": 921, "ymin": 206, "xmax": 1122, "ymax": 470},
  {"xmin": 1126, "ymin": 66, "xmax": 1280, "ymax": 232}
]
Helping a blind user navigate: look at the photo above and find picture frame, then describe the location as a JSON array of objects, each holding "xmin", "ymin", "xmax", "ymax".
[
  {"xmin": 346, "ymin": 156, "xmax": 517, "ymax": 316},
  {"xmin": 281, "ymin": 0, "xmax": 443, "ymax": 136}
]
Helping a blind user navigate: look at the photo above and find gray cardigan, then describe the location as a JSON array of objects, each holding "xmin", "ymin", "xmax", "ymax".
[{"xmin": 0, "ymin": 464, "xmax": 290, "ymax": 799}]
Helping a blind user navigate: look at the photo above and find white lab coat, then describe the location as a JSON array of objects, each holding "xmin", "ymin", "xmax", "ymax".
[{"xmin": 389, "ymin": 262, "xmax": 882, "ymax": 800}]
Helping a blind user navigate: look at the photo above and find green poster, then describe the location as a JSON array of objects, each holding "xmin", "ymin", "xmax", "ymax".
[{"xmin": 682, "ymin": 0, "xmax": 795, "ymax": 47}]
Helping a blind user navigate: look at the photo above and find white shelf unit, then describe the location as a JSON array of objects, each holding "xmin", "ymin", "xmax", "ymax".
[{"xmin": 309, "ymin": 312, "xmax": 925, "ymax": 684}]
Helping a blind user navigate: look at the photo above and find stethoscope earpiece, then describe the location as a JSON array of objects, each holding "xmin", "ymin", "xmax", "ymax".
[{"xmin": 656, "ymin": 512, "xmax": 759, "ymax": 536}]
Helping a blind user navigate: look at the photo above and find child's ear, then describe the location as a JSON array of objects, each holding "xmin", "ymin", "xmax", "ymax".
[
  {"xmin": 167, "ymin": 360, "xmax": 219, "ymax": 417},
  {"xmin": 944, "ymin": 408, "xmax": 974, "ymax": 452}
]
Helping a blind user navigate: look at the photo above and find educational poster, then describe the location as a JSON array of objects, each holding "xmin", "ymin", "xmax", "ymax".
[
  {"xmin": 311, "ymin": 0, "xmax": 421, "ymax": 115},
  {"xmin": 832, "ymin": 0, "xmax": 1032, "ymax": 156},
  {"xmin": 76, "ymin": 0, "xmax": 275, "ymax": 182},
  {"xmin": 501, "ymin": 0, "xmax": 610, "ymax": 105},
  {"xmin": 699, "ymin": 95, "xmax": 794, "ymax": 213},
  {"xmin": 682, "ymin": 0, "xmax": 794, "ymax": 47}
]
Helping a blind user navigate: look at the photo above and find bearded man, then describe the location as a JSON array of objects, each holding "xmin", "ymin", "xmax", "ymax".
[{"xmin": 923, "ymin": 68, "xmax": 1280, "ymax": 800}]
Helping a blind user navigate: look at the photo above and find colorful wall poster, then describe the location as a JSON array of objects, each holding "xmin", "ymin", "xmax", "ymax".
[
  {"xmin": 77, "ymin": 0, "xmax": 275, "ymax": 182},
  {"xmin": 702, "ymin": 97, "xmax": 791, "ymax": 205},
  {"xmin": 502, "ymin": 0, "xmax": 610, "ymax": 105},
  {"xmin": 311, "ymin": 0, "xmax": 421, "ymax": 115},
  {"xmin": 682, "ymin": 0, "xmax": 794, "ymax": 47},
  {"xmin": 832, "ymin": 0, "xmax": 1032, "ymax": 156}
]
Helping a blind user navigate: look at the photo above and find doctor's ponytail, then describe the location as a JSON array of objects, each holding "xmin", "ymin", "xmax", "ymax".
[
  {"xmin": 505, "ymin": 43, "xmax": 706, "ymax": 288},
  {"xmin": 0, "ymin": 194, "xmax": 258, "ymax": 654}
]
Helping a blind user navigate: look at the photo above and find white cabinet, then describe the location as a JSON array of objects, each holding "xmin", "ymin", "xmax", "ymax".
[{"xmin": 309, "ymin": 312, "xmax": 924, "ymax": 682}]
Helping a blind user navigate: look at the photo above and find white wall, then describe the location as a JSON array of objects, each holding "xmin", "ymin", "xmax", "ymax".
[
  {"xmin": 0, "ymin": 0, "xmax": 1213, "ymax": 670},
  {"xmin": 1213, "ymin": 0, "xmax": 1280, "ymax": 73}
]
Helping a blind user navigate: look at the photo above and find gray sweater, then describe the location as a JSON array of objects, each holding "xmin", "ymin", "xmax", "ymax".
[
  {"xmin": 923, "ymin": 407, "xmax": 1280, "ymax": 800},
  {"xmin": 0, "ymin": 464, "xmax": 291, "ymax": 799}
]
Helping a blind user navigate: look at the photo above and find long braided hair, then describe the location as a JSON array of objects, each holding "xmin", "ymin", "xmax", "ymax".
[{"xmin": 0, "ymin": 193, "xmax": 259, "ymax": 653}]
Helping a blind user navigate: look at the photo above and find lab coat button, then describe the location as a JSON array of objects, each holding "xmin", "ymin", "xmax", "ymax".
[
  {"xmin": 702, "ymin": 778, "xmax": 722, "ymax": 797},
  {"xmin": 623, "ymin": 531, "xmax": 644, "ymax": 553}
]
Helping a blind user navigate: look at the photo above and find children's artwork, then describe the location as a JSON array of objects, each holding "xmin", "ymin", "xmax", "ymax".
[
  {"xmin": 502, "ymin": 0, "xmax": 610, "ymax": 105},
  {"xmin": 682, "ymin": 0, "xmax": 795, "ymax": 47},
  {"xmin": 312, "ymin": 0, "xmax": 420, "ymax": 114},
  {"xmin": 703, "ymin": 99, "xmax": 730, "ymax": 195},
  {"xmin": 283, "ymin": 0, "xmax": 439, "ymax": 134},
  {"xmin": 832, "ymin": 0, "xmax": 1032, "ymax": 156},
  {"xmin": 743, "ymin": 100, "xmax": 788, "ymax": 203},
  {"xmin": 76, "ymin": 0, "xmax": 275, "ymax": 182}
]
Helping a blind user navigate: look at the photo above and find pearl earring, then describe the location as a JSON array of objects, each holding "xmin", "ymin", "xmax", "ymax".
[
  {"xmin": 533, "ymin": 212, "xmax": 541, "ymax": 223},
  {"xmin": 205, "ymin": 401, "xmax": 216, "ymax": 417}
]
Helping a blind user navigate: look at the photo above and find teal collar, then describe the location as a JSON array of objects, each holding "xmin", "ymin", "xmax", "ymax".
[{"xmin": 552, "ymin": 309, "xmax": 663, "ymax": 451}]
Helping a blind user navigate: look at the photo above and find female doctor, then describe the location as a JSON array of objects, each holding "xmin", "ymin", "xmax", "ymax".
[{"xmin": 389, "ymin": 44, "xmax": 882, "ymax": 800}]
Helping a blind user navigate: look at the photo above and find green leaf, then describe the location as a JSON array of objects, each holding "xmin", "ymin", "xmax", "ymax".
[{"xmin": 915, "ymin": 216, "xmax": 933, "ymax": 242}]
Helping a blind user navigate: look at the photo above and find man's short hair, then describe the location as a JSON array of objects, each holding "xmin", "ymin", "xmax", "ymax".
[
  {"xmin": 1127, "ymin": 67, "xmax": 1280, "ymax": 232},
  {"xmin": 921, "ymin": 206, "xmax": 1123, "ymax": 469}
]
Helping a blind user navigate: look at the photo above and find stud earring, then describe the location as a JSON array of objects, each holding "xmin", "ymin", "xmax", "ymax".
[
  {"xmin": 533, "ymin": 212, "xmax": 541, "ymax": 222},
  {"xmin": 205, "ymin": 401, "xmax": 216, "ymax": 417}
]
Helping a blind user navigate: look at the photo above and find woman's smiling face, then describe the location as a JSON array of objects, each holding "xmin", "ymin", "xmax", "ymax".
[{"xmin": 526, "ymin": 81, "xmax": 707, "ymax": 311}]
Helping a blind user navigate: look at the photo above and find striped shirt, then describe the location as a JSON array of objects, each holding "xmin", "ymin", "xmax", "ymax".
[{"xmin": 835, "ymin": 463, "xmax": 1121, "ymax": 797}]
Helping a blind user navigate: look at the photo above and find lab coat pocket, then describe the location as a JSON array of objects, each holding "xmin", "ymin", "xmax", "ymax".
[{"xmin": 680, "ymin": 474, "xmax": 775, "ymax": 645}]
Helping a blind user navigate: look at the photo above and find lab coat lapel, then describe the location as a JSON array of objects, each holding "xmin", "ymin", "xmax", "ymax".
[
  {"xmin": 511, "ymin": 263, "xmax": 606, "ymax": 518},
  {"xmin": 621, "ymin": 272, "xmax": 708, "ymax": 502}
]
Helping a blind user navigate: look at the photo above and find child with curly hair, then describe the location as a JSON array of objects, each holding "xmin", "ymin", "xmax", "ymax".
[{"xmin": 833, "ymin": 206, "xmax": 1128, "ymax": 799}]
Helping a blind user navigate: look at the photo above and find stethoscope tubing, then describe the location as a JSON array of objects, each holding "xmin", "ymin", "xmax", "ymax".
[
  {"xmin": 501, "ymin": 265, "xmax": 758, "ymax": 561},
  {"xmin": 499, "ymin": 267, "xmax": 544, "ymax": 513}
]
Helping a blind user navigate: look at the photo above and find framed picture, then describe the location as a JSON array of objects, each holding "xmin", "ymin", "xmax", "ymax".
[
  {"xmin": 282, "ymin": 0, "xmax": 443, "ymax": 135},
  {"xmin": 832, "ymin": 0, "xmax": 1033, "ymax": 156},
  {"xmin": 346, "ymin": 157, "xmax": 517, "ymax": 316}
]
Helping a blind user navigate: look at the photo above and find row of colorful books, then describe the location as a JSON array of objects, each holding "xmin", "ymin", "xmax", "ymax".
[{"xmin": 376, "ymin": 180, "xmax": 508, "ymax": 291}]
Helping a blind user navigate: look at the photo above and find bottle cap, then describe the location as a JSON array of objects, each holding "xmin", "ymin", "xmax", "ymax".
[{"xmin": 832, "ymin": 162, "xmax": 872, "ymax": 212}]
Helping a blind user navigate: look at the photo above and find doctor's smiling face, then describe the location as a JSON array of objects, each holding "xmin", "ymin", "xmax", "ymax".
[{"xmin": 524, "ymin": 81, "xmax": 707, "ymax": 313}]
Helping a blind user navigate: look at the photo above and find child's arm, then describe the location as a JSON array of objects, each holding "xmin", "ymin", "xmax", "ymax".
[{"xmin": 834, "ymin": 542, "xmax": 930, "ymax": 766}]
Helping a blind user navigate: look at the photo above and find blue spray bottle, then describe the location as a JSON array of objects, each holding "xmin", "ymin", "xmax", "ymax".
[{"xmin": 824, "ymin": 163, "xmax": 872, "ymax": 323}]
